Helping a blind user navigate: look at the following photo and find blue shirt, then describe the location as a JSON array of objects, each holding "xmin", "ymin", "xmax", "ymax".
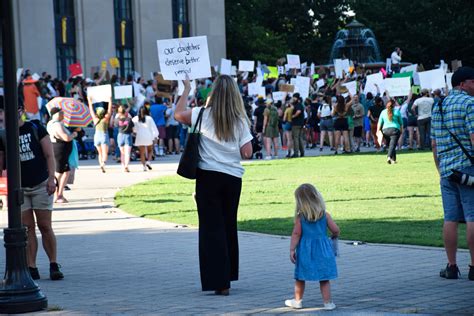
[
  {"xmin": 149, "ymin": 103, "xmax": 167, "ymax": 127},
  {"xmin": 431, "ymin": 89, "xmax": 474, "ymax": 178},
  {"xmin": 379, "ymin": 109, "xmax": 403, "ymax": 130}
]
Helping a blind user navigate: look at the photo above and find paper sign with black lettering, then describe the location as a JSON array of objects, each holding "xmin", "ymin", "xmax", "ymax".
[
  {"xmin": 114, "ymin": 85, "xmax": 133, "ymax": 99},
  {"xmin": 383, "ymin": 77, "xmax": 411, "ymax": 97},
  {"xmin": 157, "ymin": 36, "xmax": 211, "ymax": 80},
  {"xmin": 220, "ymin": 58, "xmax": 232, "ymax": 75},
  {"xmin": 272, "ymin": 91, "xmax": 286, "ymax": 101},
  {"xmin": 87, "ymin": 84, "xmax": 112, "ymax": 103},
  {"xmin": 287, "ymin": 54, "xmax": 301, "ymax": 69},
  {"xmin": 238, "ymin": 60, "xmax": 255, "ymax": 72}
]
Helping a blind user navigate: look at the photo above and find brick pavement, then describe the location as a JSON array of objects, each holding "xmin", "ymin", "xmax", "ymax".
[{"xmin": 0, "ymin": 149, "xmax": 473, "ymax": 315}]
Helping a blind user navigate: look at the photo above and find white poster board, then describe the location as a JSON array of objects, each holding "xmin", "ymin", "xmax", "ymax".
[
  {"xmin": 310, "ymin": 63, "xmax": 315, "ymax": 76},
  {"xmin": 178, "ymin": 80, "xmax": 197, "ymax": 96},
  {"xmin": 316, "ymin": 79, "xmax": 325, "ymax": 89},
  {"xmin": 341, "ymin": 59, "xmax": 350, "ymax": 75},
  {"xmin": 231, "ymin": 66, "xmax": 237, "ymax": 76},
  {"xmin": 87, "ymin": 84, "xmax": 112, "ymax": 103},
  {"xmin": 363, "ymin": 72, "xmax": 384, "ymax": 95},
  {"xmin": 258, "ymin": 86, "xmax": 266, "ymax": 97},
  {"xmin": 247, "ymin": 82, "xmax": 261, "ymax": 96},
  {"xmin": 300, "ymin": 62, "xmax": 307, "ymax": 74},
  {"xmin": 446, "ymin": 73, "xmax": 453, "ymax": 90},
  {"xmin": 342, "ymin": 81, "xmax": 357, "ymax": 96},
  {"xmin": 238, "ymin": 60, "xmax": 255, "ymax": 72},
  {"xmin": 157, "ymin": 36, "xmax": 211, "ymax": 80},
  {"xmin": 418, "ymin": 68, "xmax": 446, "ymax": 90},
  {"xmin": 334, "ymin": 59, "xmax": 346, "ymax": 78},
  {"xmin": 295, "ymin": 76, "xmax": 310, "ymax": 99},
  {"xmin": 401, "ymin": 64, "xmax": 418, "ymax": 74},
  {"xmin": 114, "ymin": 85, "xmax": 133, "ymax": 99},
  {"xmin": 272, "ymin": 91, "xmax": 286, "ymax": 101},
  {"xmin": 383, "ymin": 77, "xmax": 411, "ymax": 97},
  {"xmin": 287, "ymin": 54, "xmax": 301, "ymax": 69},
  {"xmin": 277, "ymin": 66, "xmax": 285, "ymax": 75},
  {"xmin": 220, "ymin": 58, "xmax": 232, "ymax": 75},
  {"xmin": 32, "ymin": 73, "xmax": 41, "ymax": 81}
]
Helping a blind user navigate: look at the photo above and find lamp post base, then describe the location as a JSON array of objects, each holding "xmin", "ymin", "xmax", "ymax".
[{"xmin": 0, "ymin": 228, "xmax": 48, "ymax": 313}]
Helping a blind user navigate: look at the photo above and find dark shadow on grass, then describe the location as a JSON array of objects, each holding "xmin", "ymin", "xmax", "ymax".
[
  {"xmin": 142, "ymin": 199, "xmax": 182, "ymax": 203},
  {"xmin": 140, "ymin": 209, "xmax": 196, "ymax": 217},
  {"xmin": 237, "ymin": 216, "xmax": 467, "ymax": 248},
  {"xmin": 327, "ymin": 194, "xmax": 440, "ymax": 203}
]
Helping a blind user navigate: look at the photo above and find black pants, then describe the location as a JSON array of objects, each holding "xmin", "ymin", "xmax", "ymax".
[
  {"xmin": 195, "ymin": 168, "xmax": 242, "ymax": 291},
  {"xmin": 382, "ymin": 128, "xmax": 401, "ymax": 161},
  {"xmin": 417, "ymin": 117, "xmax": 431, "ymax": 149}
]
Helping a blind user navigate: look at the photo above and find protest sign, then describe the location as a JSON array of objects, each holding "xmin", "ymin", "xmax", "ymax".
[
  {"xmin": 157, "ymin": 36, "xmax": 211, "ymax": 80},
  {"xmin": 412, "ymin": 85, "xmax": 421, "ymax": 94},
  {"xmin": 279, "ymin": 84, "xmax": 295, "ymax": 93},
  {"xmin": 439, "ymin": 60, "xmax": 448, "ymax": 74},
  {"xmin": 342, "ymin": 80, "xmax": 357, "ymax": 96},
  {"xmin": 451, "ymin": 60, "xmax": 462, "ymax": 72},
  {"xmin": 287, "ymin": 54, "xmax": 301, "ymax": 69},
  {"xmin": 313, "ymin": 74, "xmax": 319, "ymax": 79},
  {"xmin": 363, "ymin": 72, "xmax": 384, "ymax": 95},
  {"xmin": 418, "ymin": 68, "xmax": 446, "ymax": 90},
  {"xmin": 446, "ymin": 73, "xmax": 453, "ymax": 90},
  {"xmin": 114, "ymin": 85, "xmax": 133, "ymax": 99},
  {"xmin": 220, "ymin": 58, "xmax": 232, "ymax": 75},
  {"xmin": 392, "ymin": 71, "xmax": 412, "ymax": 79},
  {"xmin": 247, "ymin": 82, "xmax": 261, "ymax": 96},
  {"xmin": 295, "ymin": 76, "xmax": 310, "ymax": 99},
  {"xmin": 16, "ymin": 68, "xmax": 23, "ymax": 83},
  {"xmin": 231, "ymin": 66, "xmax": 237, "ymax": 76},
  {"xmin": 101, "ymin": 61, "xmax": 107, "ymax": 71},
  {"xmin": 334, "ymin": 59, "xmax": 343, "ymax": 78},
  {"xmin": 272, "ymin": 91, "xmax": 286, "ymax": 101},
  {"xmin": 87, "ymin": 84, "xmax": 112, "ymax": 103},
  {"xmin": 178, "ymin": 79, "xmax": 196, "ymax": 95},
  {"xmin": 68, "ymin": 63, "xmax": 83, "ymax": 77},
  {"xmin": 238, "ymin": 60, "xmax": 255, "ymax": 72},
  {"xmin": 267, "ymin": 66, "xmax": 279, "ymax": 79},
  {"xmin": 258, "ymin": 86, "xmax": 266, "ymax": 97},
  {"xmin": 277, "ymin": 66, "xmax": 285, "ymax": 75},
  {"xmin": 316, "ymin": 79, "xmax": 325, "ymax": 88},
  {"xmin": 401, "ymin": 64, "xmax": 418, "ymax": 74},
  {"xmin": 155, "ymin": 73, "xmax": 173, "ymax": 99},
  {"xmin": 32, "ymin": 73, "xmax": 41, "ymax": 81},
  {"xmin": 383, "ymin": 77, "xmax": 411, "ymax": 97},
  {"xmin": 341, "ymin": 59, "xmax": 350, "ymax": 75},
  {"xmin": 310, "ymin": 63, "xmax": 315, "ymax": 76},
  {"xmin": 300, "ymin": 62, "xmax": 307, "ymax": 74},
  {"xmin": 109, "ymin": 57, "xmax": 120, "ymax": 68}
]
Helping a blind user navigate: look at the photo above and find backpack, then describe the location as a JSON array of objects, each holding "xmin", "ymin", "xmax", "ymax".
[{"xmin": 268, "ymin": 106, "xmax": 279, "ymax": 127}]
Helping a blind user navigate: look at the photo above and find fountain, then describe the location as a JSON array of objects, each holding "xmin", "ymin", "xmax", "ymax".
[{"xmin": 329, "ymin": 20, "xmax": 382, "ymax": 64}]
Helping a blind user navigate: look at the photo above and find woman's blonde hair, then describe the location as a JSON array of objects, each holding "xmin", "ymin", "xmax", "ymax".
[
  {"xmin": 294, "ymin": 183, "xmax": 326, "ymax": 222},
  {"xmin": 207, "ymin": 75, "xmax": 250, "ymax": 142}
]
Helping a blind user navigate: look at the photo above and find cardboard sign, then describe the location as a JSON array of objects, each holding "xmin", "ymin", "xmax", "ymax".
[
  {"xmin": 383, "ymin": 77, "xmax": 411, "ymax": 97},
  {"xmin": 364, "ymin": 72, "xmax": 384, "ymax": 95},
  {"xmin": 157, "ymin": 36, "xmax": 211, "ymax": 80},
  {"xmin": 342, "ymin": 80, "xmax": 357, "ymax": 96},
  {"xmin": 287, "ymin": 54, "xmax": 301, "ymax": 69},
  {"xmin": 418, "ymin": 68, "xmax": 446, "ymax": 90},
  {"xmin": 446, "ymin": 73, "xmax": 453, "ymax": 90},
  {"xmin": 451, "ymin": 60, "xmax": 462, "ymax": 72},
  {"xmin": 272, "ymin": 91, "xmax": 286, "ymax": 101},
  {"xmin": 87, "ymin": 84, "xmax": 112, "ymax": 103},
  {"xmin": 178, "ymin": 80, "xmax": 196, "ymax": 95},
  {"xmin": 114, "ymin": 85, "xmax": 133, "ymax": 99},
  {"xmin": 238, "ymin": 60, "xmax": 255, "ymax": 72},
  {"xmin": 279, "ymin": 84, "xmax": 295, "ymax": 93},
  {"xmin": 109, "ymin": 57, "xmax": 120, "ymax": 68},
  {"xmin": 220, "ymin": 58, "xmax": 232, "ymax": 75}
]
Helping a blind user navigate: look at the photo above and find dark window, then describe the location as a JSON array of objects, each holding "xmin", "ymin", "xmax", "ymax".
[
  {"xmin": 114, "ymin": 0, "xmax": 134, "ymax": 78},
  {"xmin": 172, "ymin": 0, "xmax": 189, "ymax": 38},
  {"xmin": 0, "ymin": 24, "xmax": 3, "ymax": 82},
  {"xmin": 53, "ymin": 0, "xmax": 76, "ymax": 80}
]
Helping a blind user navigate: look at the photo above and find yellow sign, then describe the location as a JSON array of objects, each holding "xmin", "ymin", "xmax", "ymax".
[
  {"xmin": 101, "ymin": 61, "xmax": 107, "ymax": 71},
  {"xmin": 266, "ymin": 66, "xmax": 279, "ymax": 79},
  {"xmin": 109, "ymin": 57, "xmax": 120, "ymax": 68}
]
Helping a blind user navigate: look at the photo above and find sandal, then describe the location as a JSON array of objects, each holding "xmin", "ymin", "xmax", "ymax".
[{"xmin": 55, "ymin": 197, "xmax": 69, "ymax": 204}]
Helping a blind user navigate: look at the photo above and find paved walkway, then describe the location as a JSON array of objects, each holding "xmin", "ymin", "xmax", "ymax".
[{"xmin": 1, "ymin": 148, "xmax": 473, "ymax": 315}]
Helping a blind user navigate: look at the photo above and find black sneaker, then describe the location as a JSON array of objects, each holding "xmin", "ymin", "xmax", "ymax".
[
  {"xmin": 440, "ymin": 263, "xmax": 460, "ymax": 279},
  {"xmin": 50, "ymin": 262, "xmax": 64, "ymax": 280},
  {"xmin": 29, "ymin": 267, "xmax": 40, "ymax": 280},
  {"xmin": 469, "ymin": 265, "xmax": 474, "ymax": 281}
]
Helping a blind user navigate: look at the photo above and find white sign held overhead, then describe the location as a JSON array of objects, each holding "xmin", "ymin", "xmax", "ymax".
[
  {"xmin": 300, "ymin": 62, "xmax": 307, "ymax": 74},
  {"xmin": 316, "ymin": 79, "xmax": 325, "ymax": 89},
  {"xmin": 258, "ymin": 86, "xmax": 266, "ymax": 97},
  {"xmin": 220, "ymin": 58, "xmax": 232, "ymax": 75},
  {"xmin": 178, "ymin": 80, "xmax": 196, "ymax": 95},
  {"xmin": 342, "ymin": 81, "xmax": 357, "ymax": 96},
  {"xmin": 87, "ymin": 84, "xmax": 112, "ymax": 103},
  {"xmin": 287, "ymin": 54, "xmax": 301, "ymax": 69},
  {"xmin": 446, "ymin": 73, "xmax": 453, "ymax": 91},
  {"xmin": 295, "ymin": 76, "xmax": 310, "ymax": 99},
  {"xmin": 363, "ymin": 72, "xmax": 385, "ymax": 95},
  {"xmin": 310, "ymin": 63, "xmax": 315, "ymax": 76},
  {"xmin": 157, "ymin": 36, "xmax": 211, "ymax": 80},
  {"xmin": 277, "ymin": 66, "xmax": 285, "ymax": 75},
  {"xmin": 231, "ymin": 66, "xmax": 237, "ymax": 76},
  {"xmin": 114, "ymin": 85, "xmax": 133, "ymax": 99},
  {"xmin": 272, "ymin": 91, "xmax": 286, "ymax": 101},
  {"xmin": 334, "ymin": 59, "xmax": 343, "ymax": 78},
  {"xmin": 418, "ymin": 68, "xmax": 446, "ymax": 90},
  {"xmin": 383, "ymin": 77, "xmax": 411, "ymax": 97},
  {"xmin": 238, "ymin": 60, "xmax": 255, "ymax": 72},
  {"xmin": 341, "ymin": 59, "xmax": 350, "ymax": 75},
  {"xmin": 401, "ymin": 64, "xmax": 417, "ymax": 74},
  {"xmin": 247, "ymin": 82, "xmax": 260, "ymax": 96},
  {"xmin": 32, "ymin": 73, "xmax": 40, "ymax": 81}
]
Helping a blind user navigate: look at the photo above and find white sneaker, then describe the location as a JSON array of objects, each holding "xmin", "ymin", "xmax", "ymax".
[
  {"xmin": 264, "ymin": 156, "xmax": 272, "ymax": 160},
  {"xmin": 323, "ymin": 302, "xmax": 336, "ymax": 310},
  {"xmin": 285, "ymin": 299, "xmax": 302, "ymax": 309},
  {"xmin": 143, "ymin": 165, "xmax": 147, "ymax": 172}
]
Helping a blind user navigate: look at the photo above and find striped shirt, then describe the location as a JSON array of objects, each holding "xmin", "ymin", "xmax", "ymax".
[{"xmin": 431, "ymin": 89, "xmax": 474, "ymax": 178}]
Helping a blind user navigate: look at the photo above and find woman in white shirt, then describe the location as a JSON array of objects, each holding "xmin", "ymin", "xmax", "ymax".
[
  {"xmin": 317, "ymin": 96, "xmax": 335, "ymax": 151},
  {"xmin": 175, "ymin": 75, "xmax": 253, "ymax": 296},
  {"xmin": 132, "ymin": 107, "xmax": 158, "ymax": 171}
]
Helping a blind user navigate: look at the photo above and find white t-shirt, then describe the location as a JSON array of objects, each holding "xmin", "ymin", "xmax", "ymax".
[
  {"xmin": 318, "ymin": 103, "xmax": 332, "ymax": 117},
  {"xmin": 191, "ymin": 107, "xmax": 253, "ymax": 178},
  {"xmin": 413, "ymin": 97, "xmax": 434, "ymax": 120},
  {"xmin": 391, "ymin": 51, "xmax": 401, "ymax": 64}
]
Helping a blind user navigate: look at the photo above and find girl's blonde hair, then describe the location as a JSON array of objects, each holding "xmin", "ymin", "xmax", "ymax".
[
  {"xmin": 294, "ymin": 183, "xmax": 326, "ymax": 222},
  {"xmin": 207, "ymin": 75, "xmax": 250, "ymax": 142}
]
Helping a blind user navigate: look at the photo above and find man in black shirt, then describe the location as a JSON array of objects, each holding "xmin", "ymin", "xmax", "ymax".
[
  {"xmin": 0, "ymin": 106, "xmax": 64, "ymax": 280},
  {"xmin": 291, "ymin": 93, "xmax": 305, "ymax": 157}
]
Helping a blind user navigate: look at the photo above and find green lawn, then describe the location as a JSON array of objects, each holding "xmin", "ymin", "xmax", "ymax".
[{"xmin": 115, "ymin": 151, "xmax": 467, "ymax": 248}]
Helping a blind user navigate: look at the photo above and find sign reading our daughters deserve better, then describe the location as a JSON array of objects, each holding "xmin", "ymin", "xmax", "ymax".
[{"xmin": 157, "ymin": 36, "xmax": 211, "ymax": 80}]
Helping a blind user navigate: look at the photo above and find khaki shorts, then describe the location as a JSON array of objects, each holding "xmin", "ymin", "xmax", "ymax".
[{"xmin": 21, "ymin": 180, "xmax": 54, "ymax": 212}]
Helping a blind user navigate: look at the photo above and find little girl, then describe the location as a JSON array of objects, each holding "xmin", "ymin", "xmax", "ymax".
[{"xmin": 285, "ymin": 183, "xmax": 340, "ymax": 310}]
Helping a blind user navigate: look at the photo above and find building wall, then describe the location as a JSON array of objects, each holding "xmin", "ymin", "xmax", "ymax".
[{"xmin": 13, "ymin": 0, "xmax": 56, "ymax": 77}]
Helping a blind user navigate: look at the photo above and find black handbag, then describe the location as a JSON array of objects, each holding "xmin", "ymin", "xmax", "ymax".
[{"xmin": 177, "ymin": 108, "xmax": 205, "ymax": 179}]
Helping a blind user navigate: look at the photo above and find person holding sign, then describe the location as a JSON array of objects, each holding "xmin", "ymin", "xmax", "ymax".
[
  {"xmin": 174, "ymin": 75, "xmax": 253, "ymax": 295},
  {"xmin": 88, "ymin": 96, "xmax": 113, "ymax": 173},
  {"xmin": 377, "ymin": 99, "xmax": 403, "ymax": 164}
]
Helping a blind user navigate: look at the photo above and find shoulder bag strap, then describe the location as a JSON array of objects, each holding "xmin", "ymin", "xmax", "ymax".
[
  {"xmin": 192, "ymin": 107, "xmax": 205, "ymax": 133},
  {"xmin": 438, "ymin": 101, "xmax": 474, "ymax": 164}
]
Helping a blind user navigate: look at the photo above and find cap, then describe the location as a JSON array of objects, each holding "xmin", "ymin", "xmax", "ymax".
[
  {"xmin": 49, "ymin": 107, "xmax": 62, "ymax": 116},
  {"xmin": 451, "ymin": 66, "xmax": 474, "ymax": 87}
]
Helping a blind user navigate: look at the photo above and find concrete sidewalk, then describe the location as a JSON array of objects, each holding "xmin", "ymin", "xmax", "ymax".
[{"xmin": 1, "ymin": 150, "xmax": 473, "ymax": 315}]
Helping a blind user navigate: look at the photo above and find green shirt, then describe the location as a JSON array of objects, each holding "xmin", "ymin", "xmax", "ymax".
[{"xmin": 379, "ymin": 109, "xmax": 402, "ymax": 130}]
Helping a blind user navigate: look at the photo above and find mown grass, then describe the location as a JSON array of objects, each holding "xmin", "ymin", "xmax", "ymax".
[{"xmin": 116, "ymin": 151, "xmax": 467, "ymax": 248}]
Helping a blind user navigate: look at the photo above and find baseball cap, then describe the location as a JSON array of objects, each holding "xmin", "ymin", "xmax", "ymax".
[
  {"xmin": 49, "ymin": 107, "xmax": 62, "ymax": 116},
  {"xmin": 451, "ymin": 66, "xmax": 474, "ymax": 87}
]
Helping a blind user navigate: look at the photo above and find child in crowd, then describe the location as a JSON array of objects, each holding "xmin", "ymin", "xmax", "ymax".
[{"xmin": 285, "ymin": 183, "xmax": 340, "ymax": 310}]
